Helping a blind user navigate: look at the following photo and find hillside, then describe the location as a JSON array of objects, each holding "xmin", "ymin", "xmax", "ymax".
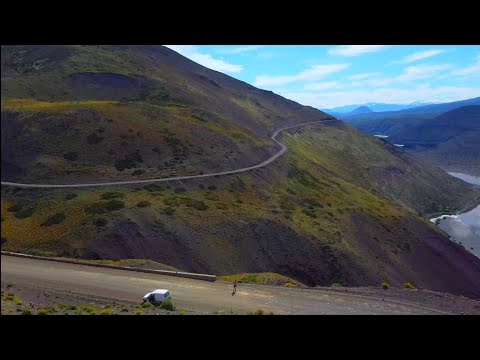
[
  {"xmin": 1, "ymin": 45, "xmax": 480, "ymax": 298},
  {"xmin": 388, "ymin": 106, "xmax": 480, "ymax": 176}
]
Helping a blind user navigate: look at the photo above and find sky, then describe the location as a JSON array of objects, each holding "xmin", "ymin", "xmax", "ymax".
[{"xmin": 164, "ymin": 45, "xmax": 480, "ymax": 109}]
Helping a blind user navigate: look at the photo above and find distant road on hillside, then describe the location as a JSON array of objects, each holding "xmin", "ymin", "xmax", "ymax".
[{"xmin": 1, "ymin": 120, "xmax": 336, "ymax": 189}]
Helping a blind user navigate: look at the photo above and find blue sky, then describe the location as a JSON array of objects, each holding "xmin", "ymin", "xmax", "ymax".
[{"xmin": 165, "ymin": 45, "xmax": 480, "ymax": 109}]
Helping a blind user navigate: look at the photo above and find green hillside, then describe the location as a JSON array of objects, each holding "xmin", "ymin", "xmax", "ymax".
[{"xmin": 1, "ymin": 45, "xmax": 479, "ymax": 297}]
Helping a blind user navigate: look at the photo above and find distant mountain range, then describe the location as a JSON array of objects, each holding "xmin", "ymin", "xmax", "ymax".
[
  {"xmin": 324, "ymin": 101, "xmax": 435, "ymax": 114},
  {"xmin": 349, "ymin": 106, "xmax": 373, "ymax": 115},
  {"xmin": 335, "ymin": 97, "xmax": 480, "ymax": 176}
]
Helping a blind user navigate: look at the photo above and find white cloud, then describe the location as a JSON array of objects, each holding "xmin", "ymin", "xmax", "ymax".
[
  {"xmin": 218, "ymin": 45, "xmax": 263, "ymax": 54},
  {"xmin": 277, "ymin": 86, "xmax": 480, "ymax": 109},
  {"xmin": 257, "ymin": 52, "xmax": 275, "ymax": 60},
  {"xmin": 164, "ymin": 45, "xmax": 243, "ymax": 73},
  {"xmin": 328, "ymin": 45, "xmax": 389, "ymax": 57},
  {"xmin": 304, "ymin": 81, "xmax": 342, "ymax": 91},
  {"xmin": 253, "ymin": 63, "xmax": 349, "ymax": 87},
  {"xmin": 364, "ymin": 64, "xmax": 452, "ymax": 87},
  {"xmin": 399, "ymin": 49, "xmax": 446, "ymax": 63},
  {"xmin": 450, "ymin": 59, "xmax": 480, "ymax": 76},
  {"xmin": 348, "ymin": 72, "xmax": 382, "ymax": 80}
]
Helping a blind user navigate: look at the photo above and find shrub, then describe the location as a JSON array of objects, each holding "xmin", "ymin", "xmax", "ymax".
[
  {"xmin": 331, "ymin": 283, "xmax": 342, "ymax": 287},
  {"xmin": 94, "ymin": 218, "xmax": 108, "ymax": 227},
  {"xmin": 144, "ymin": 184, "xmax": 164, "ymax": 192},
  {"xmin": 101, "ymin": 192, "xmax": 123, "ymax": 200},
  {"xmin": 41, "ymin": 212, "xmax": 66, "ymax": 227},
  {"xmin": 142, "ymin": 301, "xmax": 154, "ymax": 308},
  {"xmin": 284, "ymin": 282, "xmax": 298, "ymax": 287},
  {"xmin": 163, "ymin": 207, "xmax": 175, "ymax": 216},
  {"xmin": 87, "ymin": 133, "xmax": 104, "ymax": 144},
  {"xmin": 120, "ymin": 305, "xmax": 131, "ymax": 312},
  {"xmin": 105, "ymin": 200, "xmax": 125, "ymax": 211},
  {"xmin": 301, "ymin": 209, "xmax": 317, "ymax": 219},
  {"xmin": 254, "ymin": 309, "xmax": 264, "ymax": 315},
  {"xmin": 37, "ymin": 308, "xmax": 52, "ymax": 315},
  {"xmin": 65, "ymin": 193, "xmax": 77, "ymax": 200},
  {"xmin": 179, "ymin": 310, "xmax": 188, "ymax": 315},
  {"xmin": 137, "ymin": 201, "xmax": 151, "ymax": 208},
  {"xmin": 269, "ymin": 311, "xmax": 275, "ymax": 315},
  {"xmin": 302, "ymin": 198, "xmax": 323, "ymax": 208},
  {"xmin": 83, "ymin": 304, "xmax": 96, "ymax": 314},
  {"xmin": 86, "ymin": 203, "xmax": 106, "ymax": 214},
  {"xmin": 115, "ymin": 158, "xmax": 137, "ymax": 171},
  {"xmin": 14, "ymin": 208, "xmax": 35, "ymax": 219},
  {"xmin": 21, "ymin": 309, "xmax": 33, "ymax": 315},
  {"xmin": 382, "ymin": 282, "xmax": 390, "ymax": 290},
  {"xmin": 403, "ymin": 282, "xmax": 416, "ymax": 289},
  {"xmin": 13, "ymin": 297, "xmax": 23, "ymax": 305},
  {"xmin": 160, "ymin": 300, "xmax": 175, "ymax": 311},
  {"xmin": 100, "ymin": 309, "xmax": 113, "ymax": 315},
  {"xmin": 135, "ymin": 309, "xmax": 143, "ymax": 315},
  {"xmin": 63, "ymin": 152, "xmax": 78, "ymax": 161},
  {"xmin": 186, "ymin": 200, "xmax": 208, "ymax": 211},
  {"xmin": 7, "ymin": 204, "xmax": 23, "ymax": 212}
]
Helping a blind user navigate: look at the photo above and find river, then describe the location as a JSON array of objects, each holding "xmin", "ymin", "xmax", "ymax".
[{"xmin": 430, "ymin": 173, "xmax": 480, "ymax": 258}]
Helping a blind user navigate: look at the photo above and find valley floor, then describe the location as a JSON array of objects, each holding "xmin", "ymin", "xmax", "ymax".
[{"xmin": 2, "ymin": 255, "xmax": 479, "ymax": 315}]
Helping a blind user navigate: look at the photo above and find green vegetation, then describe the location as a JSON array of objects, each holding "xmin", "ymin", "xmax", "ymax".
[
  {"xmin": 179, "ymin": 310, "xmax": 188, "ymax": 315},
  {"xmin": 382, "ymin": 282, "xmax": 390, "ymax": 290},
  {"xmin": 331, "ymin": 283, "xmax": 342, "ymax": 287},
  {"xmin": 94, "ymin": 217, "xmax": 108, "ymax": 227},
  {"xmin": 101, "ymin": 192, "xmax": 124, "ymax": 200},
  {"xmin": 141, "ymin": 301, "xmax": 154, "ymax": 308},
  {"xmin": 37, "ymin": 308, "xmax": 52, "ymax": 315},
  {"xmin": 14, "ymin": 208, "xmax": 35, "ymax": 219},
  {"xmin": 163, "ymin": 207, "xmax": 175, "ymax": 215},
  {"xmin": 135, "ymin": 309, "xmax": 143, "ymax": 315},
  {"xmin": 144, "ymin": 184, "xmax": 164, "ymax": 192},
  {"xmin": 41, "ymin": 212, "xmax": 66, "ymax": 227},
  {"xmin": 284, "ymin": 282, "xmax": 298, "ymax": 287},
  {"xmin": 136, "ymin": 201, "xmax": 151, "ymax": 208},
  {"xmin": 86, "ymin": 200, "xmax": 125, "ymax": 214},
  {"xmin": 7, "ymin": 204, "xmax": 23, "ymax": 212},
  {"xmin": 160, "ymin": 300, "xmax": 175, "ymax": 311},
  {"xmin": 100, "ymin": 309, "xmax": 113, "ymax": 315},
  {"xmin": 403, "ymin": 282, "xmax": 416, "ymax": 289},
  {"xmin": 21, "ymin": 309, "xmax": 33, "ymax": 315},
  {"xmin": 219, "ymin": 273, "xmax": 304, "ymax": 287},
  {"xmin": 83, "ymin": 304, "xmax": 96, "ymax": 314}
]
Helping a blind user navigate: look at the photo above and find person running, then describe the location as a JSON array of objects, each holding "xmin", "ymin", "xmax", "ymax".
[{"xmin": 232, "ymin": 280, "xmax": 237, "ymax": 295}]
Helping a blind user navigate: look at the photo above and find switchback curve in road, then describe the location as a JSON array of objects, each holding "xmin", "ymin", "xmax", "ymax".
[{"xmin": 0, "ymin": 120, "xmax": 336, "ymax": 188}]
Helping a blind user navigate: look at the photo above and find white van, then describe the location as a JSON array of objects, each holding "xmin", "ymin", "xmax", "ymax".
[{"xmin": 143, "ymin": 289, "xmax": 172, "ymax": 304}]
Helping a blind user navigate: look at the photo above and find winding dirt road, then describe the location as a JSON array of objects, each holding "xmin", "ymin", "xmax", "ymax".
[
  {"xmin": 0, "ymin": 120, "xmax": 335, "ymax": 189},
  {"xmin": 3, "ymin": 255, "xmax": 477, "ymax": 315}
]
